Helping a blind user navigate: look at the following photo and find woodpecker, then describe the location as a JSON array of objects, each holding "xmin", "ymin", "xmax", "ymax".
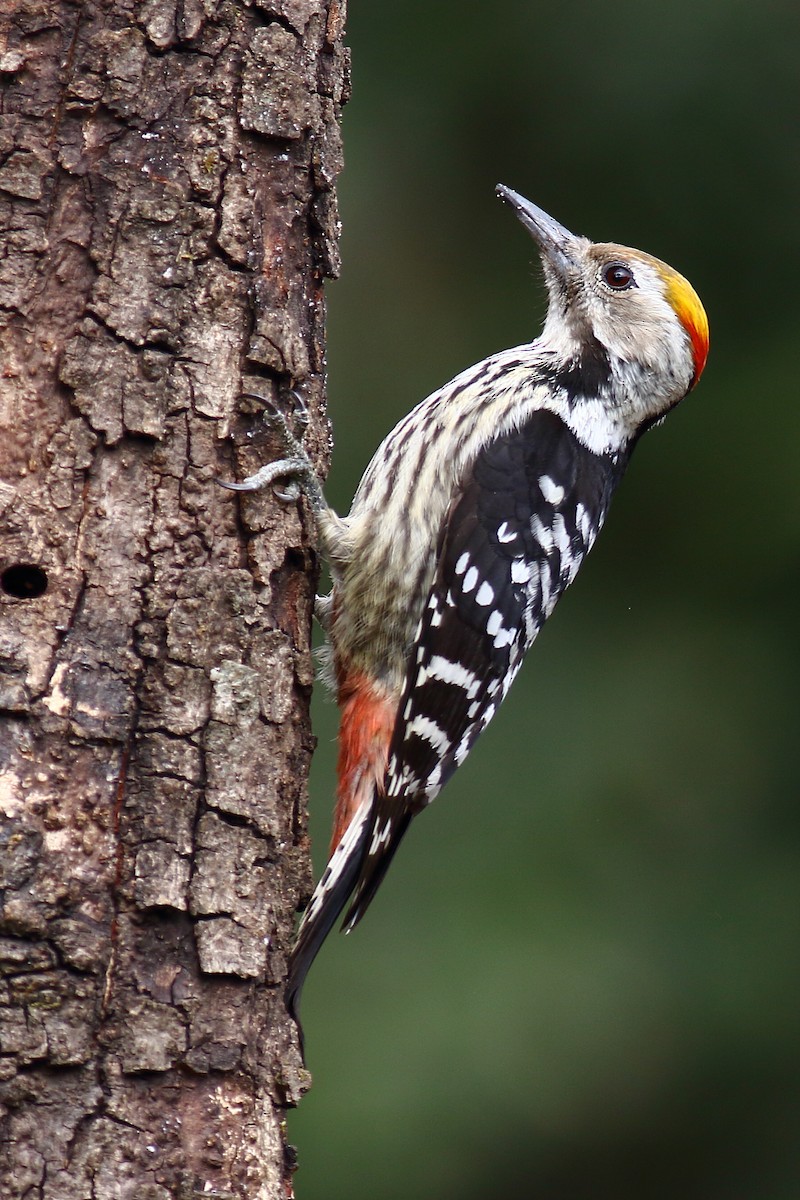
[{"xmin": 223, "ymin": 185, "xmax": 708, "ymax": 1032}]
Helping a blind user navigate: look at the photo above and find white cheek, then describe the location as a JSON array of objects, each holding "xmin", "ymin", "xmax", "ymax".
[{"xmin": 593, "ymin": 287, "xmax": 682, "ymax": 372}]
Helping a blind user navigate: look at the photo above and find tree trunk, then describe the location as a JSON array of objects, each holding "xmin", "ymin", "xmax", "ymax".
[{"xmin": 0, "ymin": 1, "xmax": 347, "ymax": 1195}]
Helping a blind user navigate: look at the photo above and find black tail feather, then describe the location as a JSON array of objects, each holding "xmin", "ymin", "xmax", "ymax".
[
  {"xmin": 341, "ymin": 806, "xmax": 413, "ymax": 933},
  {"xmin": 284, "ymin": 798, "xmax": 416, "ymax": 1055},
  {"xmin": 284, "ymin": 807, "xmax": 371, "ymax": 1040}
]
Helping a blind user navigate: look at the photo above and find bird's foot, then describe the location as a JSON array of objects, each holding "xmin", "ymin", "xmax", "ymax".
[{"xmin": 217, "ymin": 388, "xmax": 325, "ymax": 512}]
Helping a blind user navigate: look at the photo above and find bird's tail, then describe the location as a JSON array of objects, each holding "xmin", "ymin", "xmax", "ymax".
[
  {"xmin": 341, "ymin": 795, "xmax": 413, "ymax": 932},
  {"xmin": 285, "ymin": 798, "xmax": 372, "ymax": 1029},
  {"xmin": 284, "ymin": 792, "xmax": 416, "ymax": 1040},
  {"xmin": 285, "ymin": 669, "xmax": 406, "ymax": 1042}
]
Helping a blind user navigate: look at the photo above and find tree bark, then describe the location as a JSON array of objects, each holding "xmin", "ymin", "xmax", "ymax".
[{"xmin": 0, "ymin": 0, "xmax": 347, "ymax": 1195}]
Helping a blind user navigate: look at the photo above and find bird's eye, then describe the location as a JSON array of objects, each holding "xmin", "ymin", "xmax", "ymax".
[{"xmin": 602, "ymin": 262, "xmax": 636, "ymax": 291}]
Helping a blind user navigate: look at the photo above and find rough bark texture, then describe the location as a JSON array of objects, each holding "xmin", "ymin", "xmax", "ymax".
[{"xmin": 0, "ymin": 0, "xmax": 347, "ymax": 1195}]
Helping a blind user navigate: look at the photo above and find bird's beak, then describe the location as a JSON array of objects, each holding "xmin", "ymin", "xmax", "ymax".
[{"xmin": 496, "ymin": 185, "xmax": 580, "ymax": 275}]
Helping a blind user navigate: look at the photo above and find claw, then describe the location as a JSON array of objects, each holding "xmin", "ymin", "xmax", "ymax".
[
  {"xmin": 288, "ymin": 388, "xmax": 311, "ymax": 430},
  {"xmin": 273, "ymin": 480, "xmax": 301, "ymax": 502},
  {"xmin": 216, "ymin": 477, "xmax": 256, "ymax": 492},
  {"xmin": 216, "ymin": 455, "xmax": 311, "ymax": 496},
  {"xmin": 240, "ymin": 388, "xmax": 310, "ymax": 449},
  {"xmin": 240, "ymin": 393, "xmax": 295, "ymax": 447}
]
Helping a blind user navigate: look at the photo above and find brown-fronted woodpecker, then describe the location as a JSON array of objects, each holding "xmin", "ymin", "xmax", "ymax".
[{"xmin": 222, "ymin": 185, "xmax": 709, "ymax": 1034}]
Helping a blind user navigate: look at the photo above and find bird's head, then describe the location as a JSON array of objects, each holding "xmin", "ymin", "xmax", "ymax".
[{"xmin": 497, "ymin": 185, "xmax": 709, "ymax": 438}]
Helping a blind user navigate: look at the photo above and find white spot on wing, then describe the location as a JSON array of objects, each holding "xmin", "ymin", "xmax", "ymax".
[
  {"xmin": 493, "ymin": 626, "xmax": 515, "ymax": 649},
  {"xmin": 496, "ymin": 522, "xmax": 516, "ymax": 544},
  {"xmin": 462, "ymin": 566, "xmax": 478, "ymax": 593},
  {"xmin": 539, "ymin": 474, "xmax": 565, "ymax": 505},
  {"xmin": 552, "ymin": 513, "xmax": 572, "ymax": 558},
  {"xmin": 576, "ymin": 503, "xmax": 594, "ymax": 545},
  {"xmin": 475, "ymin": 581, "xmax": 494, "ymax": 607},
  {"xmin": 511, "ymin": 558, "xmax": 532, "ymax": 584},
  {"xmin": 527, "ymin": 562, "xmax": 540, "ymax": 592},
  {"xmin": 486, "ymin": 610, "xmax": 503, "ymax": 636},
  {"xmin": 455, "ymin": 552, "xmax": 470, "ymax": 575},
  {"xmin": 539, "ymin": 569, "xmax": 552, "ymax": 612},
  {"xmin": 485, "ymin": 607, "xmax": 516, "ymax": 649},
  {"xmin": 531, "ymin": 514, "xmax": 555, "ymax": 555}
]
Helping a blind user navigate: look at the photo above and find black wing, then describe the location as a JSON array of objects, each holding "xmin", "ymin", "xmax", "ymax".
[{"xmin": 343, "ymin": 408, "xmax": 626, "ymax": 928}]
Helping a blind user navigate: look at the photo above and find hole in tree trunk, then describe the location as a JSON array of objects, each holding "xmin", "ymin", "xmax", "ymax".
[{"xmin": 1, "ymin": 564, "xmax": 49, "ymax": 599}]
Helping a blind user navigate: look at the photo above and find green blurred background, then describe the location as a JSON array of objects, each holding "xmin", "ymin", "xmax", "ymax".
[{"xmin": 289, "ymin": 1, "xmax": 800, "ymax": 1195}]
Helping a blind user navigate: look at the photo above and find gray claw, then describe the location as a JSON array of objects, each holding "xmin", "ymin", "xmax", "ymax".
[
  {"xmin": 288, "ymin": 388, "xmax": 311, "ymax": 430},
  {"xmin": 215, "ymin": 455, "xmax": 311, "ymax": 496},
  {"xmin": 273, "ymin": 480, "xmax": 301, "ymax": 502},
  {"xmin": 240, "ymin": 388, "xmax": 310, "ymax": 449},
  {"xmin": 216, "ymin": 477, "xmax": 253, "ymax": 492}
]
